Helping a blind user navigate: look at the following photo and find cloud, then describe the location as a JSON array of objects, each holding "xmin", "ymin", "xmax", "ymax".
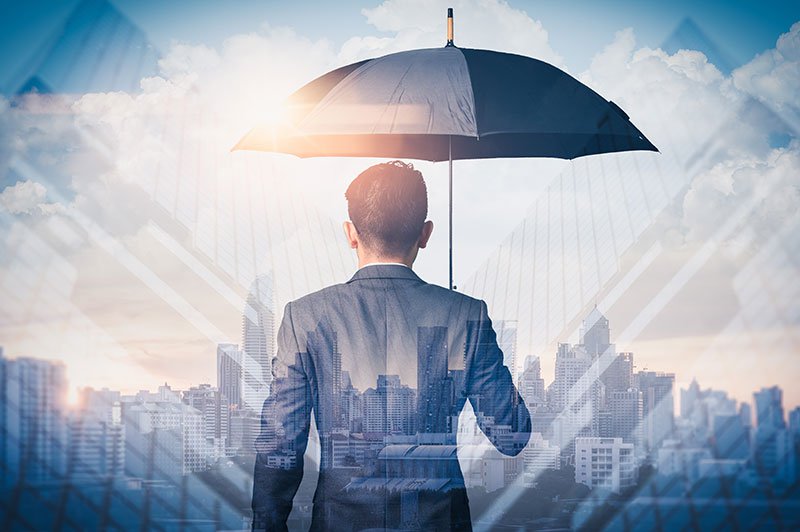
[
  {"xmin": 578, "ymin": 24, "xmax": 800, "ymax": 247},
  {"xmin": 732, "ymin": 21, "xmax": 800, "ymax": 131},
  {"xmin": 1, "ymin": 180, "xmax": 46, "ymax": 214},
  {"xmin": 0, "ymin": 179, "xmax": 62, "ymax": 215},
  {"xmin": 579, "ymin": 28, "xmax": 744, "ymax": 164},
  {"xmin": 342, "ymin": 0, "xmax": 563, "ymax": 67},
  {"xmin": 682, "ymin": 141, "xmax": 800, "ymax": 243},
  {"xmin": 2, "ymin": 4, "xmax": 799, "ymax": 399}
]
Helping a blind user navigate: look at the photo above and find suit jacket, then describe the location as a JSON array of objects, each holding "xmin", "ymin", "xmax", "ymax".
[{"xmin": 252, "ymin": 264, "xmax": 530, "ymax": 531}]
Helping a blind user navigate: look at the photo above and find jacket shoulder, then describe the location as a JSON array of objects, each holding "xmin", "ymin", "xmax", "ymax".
[{"xmin": 285, "ymin": 283, "xmax": 349, "ymax": 311}]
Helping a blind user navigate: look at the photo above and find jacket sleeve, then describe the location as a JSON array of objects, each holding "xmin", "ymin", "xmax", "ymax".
[
  {"xmin": 464, "ymin": 300, "xmax": 530, "ymax": 456},
  {"xmin": 252, "ymin": 302, "xmax": 312, "ymax": 531}
]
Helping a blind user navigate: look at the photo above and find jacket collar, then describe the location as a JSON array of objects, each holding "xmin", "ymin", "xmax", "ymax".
[{"xmin": 347, "ymin": 264, "xmax": 424, "ymax": 284}]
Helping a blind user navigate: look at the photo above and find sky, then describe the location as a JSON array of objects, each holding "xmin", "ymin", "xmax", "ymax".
[{"xmin": 0, "ymin": 0, "xmax": 798, "ymax": 412}]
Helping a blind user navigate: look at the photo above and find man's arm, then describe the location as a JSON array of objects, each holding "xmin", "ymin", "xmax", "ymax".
[
  {"xmin": 252, "ymin": 302, "xmax": 312, "ymax": 532},
  {"xmin": 465, "ymin": 300, "xmax": 531, "ymax": 456}
]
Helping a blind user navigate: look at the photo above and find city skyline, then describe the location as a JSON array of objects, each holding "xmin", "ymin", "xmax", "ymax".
[
  {"xmin": 1, "ymin": 1, "xmax": 798, "ymax": 415},
  {"xmin": 0, "ymin": 2, "xmax": 797, "ymax": 530},
  {"xmin": 2, "ymin": 303, "xmax": 797, "ymax": 529}
]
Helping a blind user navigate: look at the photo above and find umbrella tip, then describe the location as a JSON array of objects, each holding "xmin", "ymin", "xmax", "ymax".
[{"xmin": 446, "ymin": 8, "xmax": 454, "ymax": 47}]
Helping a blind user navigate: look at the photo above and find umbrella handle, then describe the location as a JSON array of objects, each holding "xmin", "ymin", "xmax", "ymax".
[{"xmin": 446, "ymin": 8, "xmax": 454, "ymax": 47}]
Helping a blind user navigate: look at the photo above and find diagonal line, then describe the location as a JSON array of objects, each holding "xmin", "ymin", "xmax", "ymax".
[{"xmin": 475, "ymin": 149, "xmax": 787, "ymax": 531}]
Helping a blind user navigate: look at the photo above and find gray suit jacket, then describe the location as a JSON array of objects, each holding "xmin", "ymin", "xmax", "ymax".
[{"xmin": 252, "ymin": 264, "xmax": 530, "ymax": 531}]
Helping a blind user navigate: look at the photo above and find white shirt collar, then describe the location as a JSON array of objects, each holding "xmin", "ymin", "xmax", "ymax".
[{"xmin": 358, "ymin": 262, "xmax": 411, "ymax": 271}]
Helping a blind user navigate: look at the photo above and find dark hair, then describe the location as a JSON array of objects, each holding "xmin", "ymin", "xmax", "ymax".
[{"xmin": 345, "ymin": 160, "xmax": 428, "ymax": 255}]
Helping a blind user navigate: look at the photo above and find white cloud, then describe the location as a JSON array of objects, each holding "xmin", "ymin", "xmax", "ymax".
[
  {"xmin": 732, "ymin": 21, "xmax": 800, "ymax": 131},
  {"xmin": 342, "ymin": 0, "xmax": 563, "ymax": 67},
  {"xmin": 0, "ymin": 180, "xmax": 62, "ymax": 215},
  {"xmin": 3, "ymin": 5, "xmax": 800, "ymax": 398},
  {"xmin": 578, "ymin": 24, "xmax": 800, "ymax": 249},
  {"xmin": 682, "ymin": 141, "xmax": 800, "ymax": 243},
  {"xmin": 579, "ymin": 28, "xmax": 742, "ymax": 165}
]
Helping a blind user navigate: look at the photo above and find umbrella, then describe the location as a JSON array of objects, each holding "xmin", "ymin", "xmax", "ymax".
[{"xmin": 234, "ymin": 8, "xmax": 657, "ymax": 290}]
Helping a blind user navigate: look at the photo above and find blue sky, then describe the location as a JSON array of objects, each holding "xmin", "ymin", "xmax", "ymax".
[
  {"xmin": 1, "ymin": 0, "xmax": 798, "ymax": 89},
  {"xmin": 1, "ymin": 0, "xmax": 798, "ymax": 406}
]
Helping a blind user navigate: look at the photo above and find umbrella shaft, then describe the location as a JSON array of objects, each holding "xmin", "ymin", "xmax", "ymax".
[{"xmin": 449, "ymin": 136, "xmax": 453, "ymax": 290}]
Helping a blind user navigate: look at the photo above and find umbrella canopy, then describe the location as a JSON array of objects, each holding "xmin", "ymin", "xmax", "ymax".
[
  {"xmin": 234, "ymin": 9, "xmax": 657, "ymax": 290},
  {"xmin": 233, "ymin": 46, "xmax": 657, "ymax": 161}
]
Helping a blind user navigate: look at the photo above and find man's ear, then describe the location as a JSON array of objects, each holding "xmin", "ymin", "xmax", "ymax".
[
  {"xmin": 343, "ymin": 221, "xmax": 359, "ymax": 249},
  {"xmin": 417, "ymin": 220, "xmax": 434, "ymax": 249}
]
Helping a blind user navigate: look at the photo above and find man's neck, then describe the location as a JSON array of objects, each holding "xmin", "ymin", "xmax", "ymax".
[{"xmin": 357, "ymin": 255, "xmax": 414, "ymax": 269}]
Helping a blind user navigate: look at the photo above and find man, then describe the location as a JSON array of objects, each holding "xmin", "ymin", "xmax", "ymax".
[{"xmin": 252, "ymin": 161, "xmax": 530, "ymax": 531}]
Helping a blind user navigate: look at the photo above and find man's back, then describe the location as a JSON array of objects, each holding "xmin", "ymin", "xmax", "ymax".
[{"xmin": 253, "ymin": 265, "xmax": 530, "ymax": 531}]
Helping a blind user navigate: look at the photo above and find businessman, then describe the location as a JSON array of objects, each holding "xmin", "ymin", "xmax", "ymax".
[{"xmin": 252, "ymin": 161, "xmax": 530, "ymax": 531}]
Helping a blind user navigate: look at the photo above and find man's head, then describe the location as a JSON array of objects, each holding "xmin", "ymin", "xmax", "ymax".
[{"xmin": 344, "ymin": 160, "xmax": 433, "ymax": 265}]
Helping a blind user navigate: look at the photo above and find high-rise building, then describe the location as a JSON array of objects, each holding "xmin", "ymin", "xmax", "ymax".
[
  {"xmin": 229, "ymin": 408, "xmax": 262, "ymax": 456},
  {"xmin": 121, "ymin": 397, "xmax": 206, "ymax": 479},
  {"xmin": 602, "ymin": 352, "xmax": 634, "ymax": 398},
  {"xmin": 307, "ymin": 329, "xmax": 344, "ymax": 429},
  {"xmin": 241, "ymin": 274, "xmax": 276, "ymax": 412},
  {"xmin": 66, "ymin": 388, "xmax": 124, "ymax": 479},
  {"xmin": 217, "ymin": 343, "xmax": 242, "ymax": 409},
  {"xmin": 551, "ymin": 343, "xmax": 601, "ymax": 453},
  {"xmin": 523, "ymin": 433, "xmax": 561, "ymax": 486},
  {"xmin": 610, "ymin": 388, "xmax": 643, "ymax": 452},
  {"xmin": 580, "ymin": 308, "xmax": 612, "ymax": 358},
  {"xmin": 519, "ymin": 356, "xmax": 546, "ymax": 409},
  {"xmin": 712, "ymin": 413, "xmax": 750, "ymax": 460},
  {"xmin": 752, "ymin": 387, "xmax": 795, "ymax": 483},
  {"xmin": 789, "ymin": 407, "xmax": 800, "ymax": 438},
  {"xmin": 680, "ymin": 379, "xmax": 737, "ymax": 439},
  {"xmin": 363, "ymin": 375, "xmax": 415, "ymax": 435},
  {"xmin": 551, "ymin": 344, "xmax": 590, "ymax": 412},
  {"xmin": 493, "ymin": 320, "xmax": 518, "ymax": 376},
  {"xmin": 657, "ymin": 440, "xmax": 712, "ymax": 484},
  {"xmin": 680, "ymin": 379, "xmax": 702, "ymax": 420},
  {"xmin": 0, "ymin": 353, "xmax": 68, "ymax": 483},
  {"xmin": 417, "ymin": 327, "xmax": 449, "ymax": 433},
  {"xmin": 740, "ymin": 402, "xmax": 753, "ymax": 428},
  {"xmin": 183, "ymin": 384, "xmax": 229, "ymax": 462},
  {"xmin": 754, "ymin": 386, "xmax": 785, "ymax": 430},
  {"xmin": 575, "ymin": 437, "xmax": 636, "ymax": 493},
  {"xmin": 636, "ymin": 371, "xmax": 675, "ymax": 453}
]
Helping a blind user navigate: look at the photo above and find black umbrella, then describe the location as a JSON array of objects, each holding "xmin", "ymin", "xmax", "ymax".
[{"xmin": 234, "ymin": 8, "xmax": 657, "ymax": 289}]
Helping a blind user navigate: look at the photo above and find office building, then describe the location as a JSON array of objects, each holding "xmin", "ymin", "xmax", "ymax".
[{"xmin": 575, "ymin": 437, "xmax": 636, "ymax": 493}]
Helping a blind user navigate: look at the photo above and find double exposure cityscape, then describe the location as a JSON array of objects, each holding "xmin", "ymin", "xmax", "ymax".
[{"xmin": 1, "ymin": 0, "xmax": 799, "ymax": 530}]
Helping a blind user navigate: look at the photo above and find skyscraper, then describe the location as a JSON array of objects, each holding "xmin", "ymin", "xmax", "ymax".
[
  {"xmin": 363, "ymin": 375, "xmax": 415, "ymax": 435},
  {"xmin": 712, "ymin": 413, "xmax": 749, "ymax": 460},
  {"xmin": 602, "ymin": 352, "xmax": 634, "ymax": 398},
  {"xmin": 752, "ymin": 386, "xmax": 794, "ymax": 483},
  {"xmin": 66, "ymin": 388, "xmax": 125, "ymax": 479},
  {"xmin": 493, "ymin": 320, "xmax": 518, "ymax": 375},
  {"xmin": 241, "ymin": 274, "xmax": 276, "ymax": 412},
  {"xmin": 754, "ymin": 386, "xmax": 785, "ymax": 430},
  {"xmin": 610, "ymin": 388, "xmax": 643, "ymax": 451},
  {"xmin": 740, "ymin": 402, "xmax": 753, "ymax": 428},
  {"xmin": 0, "ymin": 353, "xmax": 68, "ymax": 483},
  {"xmin": 417, "ymin": 327, "xmax": 449, "ymax": 433},
  {"xmin": 580, "ymin": 308, "xmax": 611, "ymax": 358},
  {"xmin": 183, "ymin": 384, "xmax": 230, "ymax": 461},
  {"xmin": 217, "ymin": 343, "xmax": 242, "ymax": 409},
  {"xmin": 636, "ymin": 371, "xmax": 675, "ymax": 453},
  {"xmin": 519, "ymin": 355, "xmax": 545, "ymax": 408},
  {"xmin": 551, "ymin": 343, "xmax": 601, "ymax": 454},
  {"xmin": 121, "ymin": 399, "xmax": 206, "ymax": 479},
  {"xmin": 789, "ymin": 407, "xmax": 800, "ymax": 437}
]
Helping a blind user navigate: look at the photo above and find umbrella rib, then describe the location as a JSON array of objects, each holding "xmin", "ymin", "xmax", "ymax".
[
  {"xmin": 458, "ymin": 48, "xmax": 480, "ymax": 139},
  {"xmin": 374, "ymin": 63, "xmax": 415, "ymax": 134}
]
